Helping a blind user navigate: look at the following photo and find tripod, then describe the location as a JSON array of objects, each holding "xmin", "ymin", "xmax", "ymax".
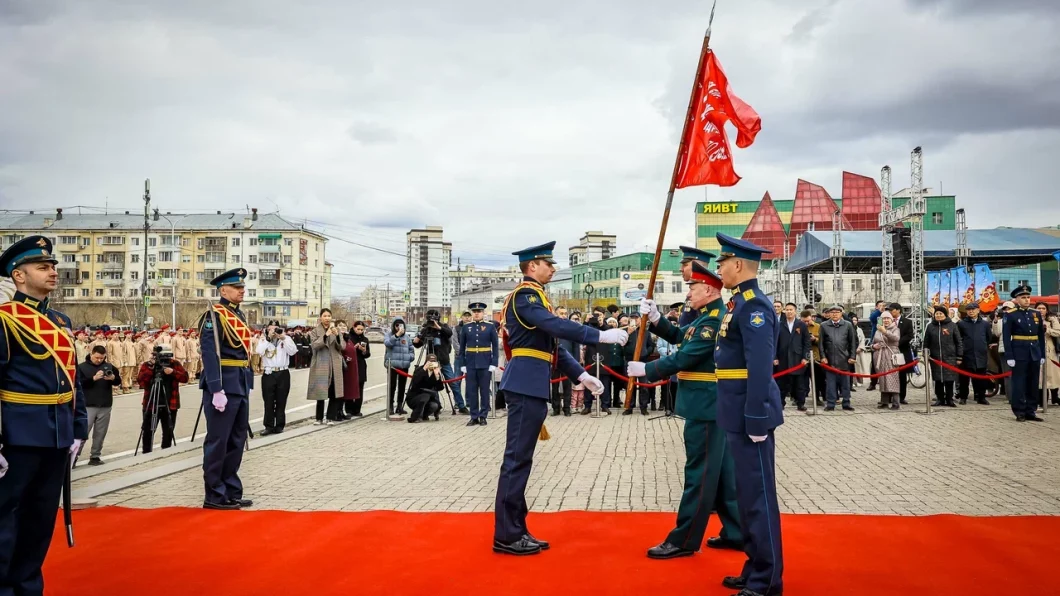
[
  {"xmin": 134, "ymin": 367, "xmax": 177, "ymax": 456},
  {"xmin": 414, "ymin": 334, "xmax": 457, "ymax": 415}
]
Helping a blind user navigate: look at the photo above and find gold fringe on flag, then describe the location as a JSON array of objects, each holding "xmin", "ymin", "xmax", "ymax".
[{"xmin": 538, "ymin": 423, "xmax": 550, "ymax": 441}]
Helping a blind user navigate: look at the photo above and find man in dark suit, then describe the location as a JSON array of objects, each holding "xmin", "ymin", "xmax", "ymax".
[
  {"xmin": 888, "ymin": 303, "xmax": 915, "ymax": 404},
  {"xmin": 774, "ymin": 302, "xmax": 810, "ymax": 411},
  {"xmin": 956, "ymin": 301, "xmax": 992, "ymax": 405}
]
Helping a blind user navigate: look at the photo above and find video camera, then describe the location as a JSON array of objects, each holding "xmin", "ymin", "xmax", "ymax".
[
  {"xmin": 265, "ymin": 319, "xmax": 286, "ymax": 340},
  {"xmin": 151, "ymin": 345, "xmax": 174, "ymax": 373}
]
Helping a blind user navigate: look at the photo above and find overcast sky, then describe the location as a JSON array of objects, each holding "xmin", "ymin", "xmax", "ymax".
[{"xmin": 2, "ymin": 0, "xmax": 1057, "ymax": 296}]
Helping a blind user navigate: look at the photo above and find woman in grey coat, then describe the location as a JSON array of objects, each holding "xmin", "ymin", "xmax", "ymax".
[
  {"xmin": 307, "ymin": 308, "xmax": 346, "ymax": 425},
  {"xmin": 922, "ymin": 305, "xmax": 963, "ymax": 408},
  {"xmin": 873, "ymin": 311, "xmax": 902, "ymax": 409}
]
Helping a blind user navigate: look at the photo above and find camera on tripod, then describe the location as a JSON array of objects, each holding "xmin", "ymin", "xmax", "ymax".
[{"xmin": 151, "ymin": 345, "xmax": 174, "ymax": 373}]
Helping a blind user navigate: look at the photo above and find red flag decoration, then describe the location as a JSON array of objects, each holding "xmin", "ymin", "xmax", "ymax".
[{"xmin": 675, "ymin": 50, "xmax": 761, "ymax": 188}]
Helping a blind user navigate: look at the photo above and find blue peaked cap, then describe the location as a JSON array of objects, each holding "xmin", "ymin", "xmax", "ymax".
[
  {"xmin": 0, "ymin": 235, "xmax": 58, "ymax": 277},
  {"xmin": 679, "ymin": 245, "xmax": 717, "ymax": 264},
  {"xmin": 210, "ymin": 267, "xmax": 247, "ymax": 288},
  {"xmin": 715, "ymin": 233, "xmax": 769, "ymax": 262},
  {"xmin": 513, "ymin": 241, "xmax": 556, "ymax": 264},
  {"xmin": 469, "ymin": 302, "xmax": 488, "ymax": 310}
]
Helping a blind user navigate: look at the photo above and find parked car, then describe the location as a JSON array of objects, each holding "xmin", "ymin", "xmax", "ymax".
[{"xmin": 364, "ymin": 326, "xmax": 385, "ymax": 343}]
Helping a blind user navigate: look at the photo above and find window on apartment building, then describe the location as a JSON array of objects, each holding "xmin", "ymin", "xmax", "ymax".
[
  {"xmin": 232, "ymin": 238, "xmax": 240, "ymax": 247},
  {"xmin": 81, "ymin": 270, "xmax": 89, "ymax": 279},
  {"xmin": 148, "ymin": 238, "xmax": 157, "ymax": 247},
  {"xmin": 81, "ymin": 254, "xmax": 90, "ymax": 263},
  {"xmin": 182, "ymin": 254, "xmax": 191, "ymax": 263},
  {"xmin": 60, "ymin": 236, "xmax": 78, "ymax": 245},
  {"xmin": 284, "ymin": 272, "xmax": 291, "ymax": 281},
  {"xmin": 671, "ymin": 281, "xmax": 682, "ymax": 293},
  {"xmin": 315, "ymin": 243, "xmax": 319, "ymax": 252},
  {"xmin": 131, "ymin": 254, "xmax": 140, "ymax": 263},
  {"xmin": 932, "ymin": 212, "xmax": 943, "ymax": 225},
  {"xmin": 249, "ymin": 238, "xmax": 258, "ymax": 246},
  {"xmin": 314, "ymin": 259, "xmax": 318, "ymax": 267},
  {"xmin": 1018, "ymin": 279, "xmax": 1029, "ymax": 287},
  {"xmin": 130, "ymin": 271, "xmax": 139, "ymax": 280},
  {"xmin": 852, "ymin": 279, "xmax": 863, "ymax": 292},
  {"xmin": 231, "ymin": 255, "xmax": 240, "ymax": 263},
  {"xmin": 283, "ymin": 255, "xmax": 291, "ymax": 264},
  {"xmin": 182, "ymin": 272, "xmax": 190, "ymax": 280},
  {"xmin": 161, "ymin": 289, "xmax": 172, "ymax": 297},
  {"xmin": 197, "ymin": 255, "xmax": 205, "ymax": 263},
  {"xmin": 81, "ymin": 289, "xmax": 89, "ymax": 297},
  {"xmin": 62, "ymin": 288, "xmax": 74, "ymax": 297},
  {"xmin": 95, "ymin": 289, "xmax": 103, "ymax": 297},
  {"xmin": 247, "ymin": 255, "xmax": 257, "ymax": 263},
  {"xmin": 285, "ymin": 238, "xmax": 293, "ymax": 246},
  {"xmin": 247, "ymin": 289, "xmax": 257, "ymax": 297},
  {"xmin": 998, "ymin": 280, "xmax": 1010, "ymax": 292},
  {"xmin": 249, "ymin": 272, "xmax": 257, "ymax": 281},
  {"xmin": 210, "ymin": 289, "xmax": 219, "ymax": 298},
  {"xmin": 158, "ymin": 251, "xmax": 173, "ymax": 262},
  {"xmin": 196, "ymin": 272, "xmax": 204, "ymax": 280},
  {"xmin": 814, "ymin": 279, "xmax": 824, "ymax": 293},
  {"xmin": 283, "ymin": 289, "xmax": 292, "ymax": 297},
  {"xmin": 264, "ymin": 289, "xmax": 276, "ymax": 298},
  {"xmin": 196, "ymin": 289, "xmax": 204, "ymax": 298},
  {"xmin": 131, "ymin": 237, "xmax": 139, "ymax": 246},
  {"xmin": 62, "ymin": 254, "xmax": 76, "ymax": 263},
  {"xmin": 655, "ymin": 282, "xmax": 664, "ymax": 294},
  {"xmin": 129, "ymin": 289, "xmax": 138, "ymax": 297},
  {"xmin": 109, "ymin": 289, "xmax": 121, "ymax": 298}
]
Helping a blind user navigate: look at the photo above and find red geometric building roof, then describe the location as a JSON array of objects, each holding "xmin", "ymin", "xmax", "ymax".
[
  {"xmin": 741, "ymin": 192, "xmax": 786, "ymax": 260},
  {"xmin": 840, "ymin": 171, "xmax": 883, "ymax": 231},
  {"xmin": 788, "ymin": 178, "xmax": 849, "ymax": 239}
]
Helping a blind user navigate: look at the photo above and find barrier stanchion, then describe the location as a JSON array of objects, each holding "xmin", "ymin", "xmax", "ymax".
[
  {"xmin": 921, "ymin": 348, "xmax": 933, "ymax": 415},
  {"xmin": 809, "ymin": 360, "xmax": 818, "ymax": 416},
  {"xmin": 591, "ymin": 354, "xmax": 602, "ymax": 418},
  {"xmin": 382, "ymin": 362, "xmax": 392, "ymax": 421},
  {"xmin": 1041, "ymin": 362, "xmax": 1047, "ymax": 415}
]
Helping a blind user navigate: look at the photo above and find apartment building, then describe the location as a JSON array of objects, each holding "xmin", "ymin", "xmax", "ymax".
[
  {"xmin": 568, "ymin": 231, "xmax": 616, "ymax": 267},
  {"xmin": 0, "ymin": 208, "xmax": 331, "ymax": 328},
  {"xmin": 450, "ymin": 263, "xmax": 522, "ymax": 296},
  {"xmin": 406, "ymin": 226, "xmax": 452, "ymax": 321}
]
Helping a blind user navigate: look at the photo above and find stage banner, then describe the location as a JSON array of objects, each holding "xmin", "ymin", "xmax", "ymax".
[
  {"xmin": 940, "ymin": 269, "xmax": 952, "ymax": 309},
  {"xmin": 928, "ymin": 271, "xmax": 942, "ymax": 307},
  {"xmin": 973, "ymin": 263, "xmax": 999, "ymax": 313},
  {"xmin": 954, "ymin": 267, "xmax": 973, "ymax": 307}
]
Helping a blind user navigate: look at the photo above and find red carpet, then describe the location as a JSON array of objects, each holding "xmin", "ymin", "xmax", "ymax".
[{"xmin": 46, "ymin": 508, "xmax": 1059, "ymax": 595}]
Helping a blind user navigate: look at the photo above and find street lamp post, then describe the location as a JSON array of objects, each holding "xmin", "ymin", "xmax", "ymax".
[
  {"xmin": 154, "ymin": 211, "xmax": 178, "ymax": 326},
  {"xmin": 585, "ymin": 265, "xmax": 594, "ymax": 314}
]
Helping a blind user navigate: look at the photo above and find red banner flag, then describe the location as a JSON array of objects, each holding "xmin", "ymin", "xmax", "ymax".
[{"xmin": 675, "ymin": 50, "xmax": 761, "ymax": 188}]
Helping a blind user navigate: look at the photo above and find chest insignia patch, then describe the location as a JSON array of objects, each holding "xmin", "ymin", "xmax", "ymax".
[
  {"xmin": 527, "ymin": 295, "xmax": 537, "ymax": 303},
  {"xmin": 700, "ymin": 327, "xmax": 713, "ymax": 340}
]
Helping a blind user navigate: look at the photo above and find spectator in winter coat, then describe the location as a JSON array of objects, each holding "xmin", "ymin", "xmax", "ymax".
[
  {"xmin": 819, "ymin": 305, "xmax": 857, "ymax": 411},
  {"xmin": 384, "ymin": 318, "xmax": 416, "ymax": 415},
  {"xmin": 75, "ymin": 346, "xmax": 122, "ymax": 465},
  {"xmin": 956, "ymin": 302, "xmax": 992, "ymax": 404},
  {"xmin": 923, "ymin": 305, "xmax": 963, "ymax": 408}
]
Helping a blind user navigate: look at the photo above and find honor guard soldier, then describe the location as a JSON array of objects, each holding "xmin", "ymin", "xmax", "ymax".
[
  {"xmin": 1003, "ymin": 284, "xmax": 1047, "ymax": 422},
  {"xmin": 459, "ymin": 302, "xmax": 499, "ymax": 426},
  {"xmin": 197, "ymin": 268, "xmax": 255, "ymax": 510},
  {"xmin": 493, "ymin": 242, "xmax": 626, "ymax": 556},
  {"xmin": 0, "ymin": 236, "xmax": 88, "ymax": 593},
  {"xmin": 678, "ymin": 246, "xmax": 717, "ymax": 326},
  {"xmin": 712, "ymin": 233, "xmax": 784, "ymax": 596},
  {"xmin": 627, "ymin": 260, "xmax": 744, "ymax": 560}
]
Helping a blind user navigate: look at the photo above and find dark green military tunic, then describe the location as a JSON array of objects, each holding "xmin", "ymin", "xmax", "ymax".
[{"xmin": 643, "ymin": 297, "xmax": 742, "ymax": 548}]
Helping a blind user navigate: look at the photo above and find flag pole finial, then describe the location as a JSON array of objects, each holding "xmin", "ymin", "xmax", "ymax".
[{"xmin": 706, "ymin": 0, "xmax": 718, "ymax": 38}]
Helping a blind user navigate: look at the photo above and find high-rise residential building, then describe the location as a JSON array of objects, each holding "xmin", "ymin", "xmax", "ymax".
[
  {"xmin": 450, "ymin": 263, "xmax": 522, "ymax": 296},
  {"xmin": 0, "ymin": 208, "xmax": 330, "ymax": 327},
  {"xmin": 355, "ymin": 284, "xmax": 408, "ymax": 321},
  {"xmin": 568, "ymin": 231, "xmax": 617, "ymax": 266},
  {"xmin": 406, "ymin": 226, "xmax": 452, "ymax": 320}
]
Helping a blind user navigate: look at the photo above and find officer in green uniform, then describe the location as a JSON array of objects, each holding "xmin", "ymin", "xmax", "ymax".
[{"xmin": 627, "ymin": 260, "xmax": 743, "ymax": 559}]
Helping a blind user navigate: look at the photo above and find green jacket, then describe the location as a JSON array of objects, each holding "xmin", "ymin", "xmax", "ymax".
[{"xmin": 643, "ymin": 298, "xmax": 725, "ymax": 421}]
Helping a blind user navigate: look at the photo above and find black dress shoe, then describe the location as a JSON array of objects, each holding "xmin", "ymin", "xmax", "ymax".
[
  {"xmin": 228, "ymin": 498, "xmax": 253, "ymax": 507},
  {"xmin": 523, "ymin": 533, "xmax": 549, "ymax": 550},
  {"xmin": 1016, "ymin": 415, "xmax": 1026, "ymax": 422},
  {"xmin": 259, "ymin": 429, "xmax": 273, "ymax": 436},
  {"xmin": 458, "ymin": 407, "xmax": 470, "ymax": 414},
  {"xmin": 579, "ymin": 407, "xmax": 592, "ymax": 415},
  {"xmin": 640, "ymin": 407, "xmax": 649, "ymax": 415},
  {"xmin": 646, "ymin": 541, "xmax": 694, "ymax": 559},
  {"xmin": 563, "ymin": 408, "xmax": 571, "ymax": 416},
  {"xmin": 1027, "ymin": 414, "xmax": 1044, "ymax": 421},
  {"xmin": 478, "ymin": 418, "xmax": 488, "ymax": 426},
  {"xmin": 842, "ymin": 405, "xmax": 855, "ymax": 411},
  {"xmin": 722, "ymin": 575, "xmax": 748, "ymax": 589},
  {"xmin": 707, "ymin": 536, "xmax": 743, "ymax": 551},
  {"xmin": 493, "ymin": 537, "xmax": 541, "ymax": 556},
  {"xmin": 796, "ymin": 406, "xmax": 807, "ymax": 412},
  {"xmin": 466, "ymin": 419, "xmax": 480, "ymax": 427},
  {"xmin": 551, "ymin": 409, "xmax": 560, "ymax": 416},
  {"xmin": 203, "ymin": 501, "xmax": 240, "ymax": 510},
  {"xmin": 622, "ymin": 409, "xmax": 633, "ymax": 416}
]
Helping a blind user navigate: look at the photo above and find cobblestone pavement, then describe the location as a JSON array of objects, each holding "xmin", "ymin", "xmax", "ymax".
[{"xmin": 95, "ymin": 382, "xmax": 1060, "ymax": 516}]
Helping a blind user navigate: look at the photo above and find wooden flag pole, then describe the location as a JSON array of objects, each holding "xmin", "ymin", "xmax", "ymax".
[{"xmin": 623, "ymin": 22, "xmax": 714, "ymax": 409}]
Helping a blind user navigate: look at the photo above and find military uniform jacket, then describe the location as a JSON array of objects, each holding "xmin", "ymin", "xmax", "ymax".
[
  {"xmin": 499, "ymin": 277, "xmax": 600, "ymax": 399},
  {"xmin": 714, "ymin": 279, "xmax": 784, "ymax": 436},
  {"xmin": 644, "ymin": 297, "xmax": 725, "ymax": 421},
  {"xmin": 0, "ymin": 292, "xmax": 88, "ymax": 448},
  {"xmin": 459, "ymin": 320, "xmax": 499, "ymax": 370},
  {"xmin": 197, "ymin": 298, "xmax": 254, "ymax": 396},
  {"xmin": 1003, "ymin": 307, "xmax": 1046, "ymax": 362}
]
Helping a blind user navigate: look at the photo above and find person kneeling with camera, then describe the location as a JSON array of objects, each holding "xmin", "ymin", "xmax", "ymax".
[
  {"xmin": 137, "ymin": 347, "xmax": 189, "ymax": 453},
  {"xmin": 405, "ymin": 355, "xmax": 445, "ymax": 423}
]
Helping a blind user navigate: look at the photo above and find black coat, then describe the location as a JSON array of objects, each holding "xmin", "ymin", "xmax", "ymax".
[
  {"xmin": 957, "ymin": 316, "xmax": 991, "ymax": 369},
  {"xmin": 775, "ymin": 318, "xmax": 811, "ymax": 374},
  {"xmin": 895, "ymin": 316, "xmax": 915, "ymax": 360},
  {"xmin": 77, "ymin": 357, "xmax": 122, "ymax": 408},
  {"xmin": 347, "ymin": 331, "xmax": 371, "ymax": 378},
  {"xmin": 820, "ymin": 319, "xmax": 858, "ymax": 371},
  {"xmin": 923, "ymin": 318, "xmax": 963, "ymax": 382}
]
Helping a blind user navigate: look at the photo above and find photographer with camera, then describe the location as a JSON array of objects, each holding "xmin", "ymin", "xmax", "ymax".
[
  {"xmin": 412, "ymin": 309, "xmax": 467, "ymax": 413},
  {"xmin": 405, "ymin": 355, "xmax": 445, "ymax": 422},
  {"xmin": 75, "ymin": 345, "xmax": 122, "ymax": 465},
  {"xmin": 257, "ymin": 320, "xmax": 297, "ymax": 435},
  {"xmin": 136, "ymin": 346, "xmax": 189, "ymax": 453}
]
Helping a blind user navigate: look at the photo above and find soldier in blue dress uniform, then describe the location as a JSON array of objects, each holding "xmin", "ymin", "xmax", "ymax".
[
  {"xmin": 197, "ymin": 268, "xmax": 255, "ymax": 510},
  {"xmin": 1002, "ymin": 285, "xmax": 1047, "ymax": 422},
  {"xmin": 493, "ymin": 242, "xmax": 628, "ymax": 556},
  {"xmin": 678, "ymin": 246, "xmax": 717, "ymax": 326},
  {"xmin": 712, "ymin": 233, "xmax": 784, "ymax": 596},
  {"xmin": 0, "ymin": 236, "xmax": 88, "ymax": 594},
  {"xmin": 459, "ymin": 302, "xmax": 499, "ymax": 426}
]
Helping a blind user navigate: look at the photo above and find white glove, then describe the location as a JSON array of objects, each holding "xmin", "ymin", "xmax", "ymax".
[
  {"xmin": 627, "ymin": 361, "xmax": 646, "ymax": 377},
  {"xmin": 1042, "ymin": 359, "xmax": 1046, "ymax": 366},
  {"xmin": 69, "ymin": 439, "xmax": 82, "ymax": 469},
  {"xmin": 598, "ymin": 328, "xmax": 629, "ymax": 346},
  {"xmin": 212, "ymin": 391, "xmax": 228, "ymax": 412},
  {"xmin": 0, "ymin": 453, "xmax": 7, "ymax": 480},
  {"xmin": 639, "ymin": 298, "xmax": 660, "ymax": 324},
  {"xmin": 578, "ymin": 372, "xmax": 605, "ymax": 395},
  {"xmin": 1007, "ymin": 360, "xmax": 1016, "ymax": 368},
  {"xmin": 488, "ymin": 365, "xmax": 497, "ymax": 373},
  {"xmin": 749, "ymin": 435, "xmax": 767, "ymax": 443},
  {"xmin": 460, "ymin": 366, "xmax": 466, "ymax": 373}
]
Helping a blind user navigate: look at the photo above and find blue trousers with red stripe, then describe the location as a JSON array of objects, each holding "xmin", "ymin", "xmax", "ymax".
[{"xmin": 726, "ymin": 430, "xmax": 784, "ymax": 595}]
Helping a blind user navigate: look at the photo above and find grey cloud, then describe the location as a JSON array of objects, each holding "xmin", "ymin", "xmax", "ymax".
[
  {"xmin": 347, "ymin": 121, "xmax": 399, "ymax": 145},
  {"xmin": 906, "ymin": 0, "xmax": 1060, "ymax": 15}
]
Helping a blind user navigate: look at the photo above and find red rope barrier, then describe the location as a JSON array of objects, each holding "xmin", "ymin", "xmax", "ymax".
[
  {"xmin": 598, "ymin": 364, "xmax": 671, "ymax": 388},
  {"xmin": 929, "ymin": 358, "xmax": 1011, "ymax": 380},
  {"xmin": 817, "ymin": 359, "xmax": 920, "ymax": 379},
  {"xmin": 772, "ymin": 362, "xmax": 807, "ymax": 378}
]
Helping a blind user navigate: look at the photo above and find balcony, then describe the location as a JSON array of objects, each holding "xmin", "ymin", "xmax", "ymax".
[
  {"xmin": 258, "ymin": 244, "xmax": 281, "ymax": 254},
  {"xmin": 102, "ymin": 261, "xmax": 125, "ymax": 271},
  {"xmin": 57, "ymin": 261, "xmax": 79, "ymax": 270},
  {"xmin": 103, "ymin": 278, "xmax": 125, "ymax": 287},
  {"xmin": 259, "ymin": 277, "xmax": 280, "ymax": 286}
]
